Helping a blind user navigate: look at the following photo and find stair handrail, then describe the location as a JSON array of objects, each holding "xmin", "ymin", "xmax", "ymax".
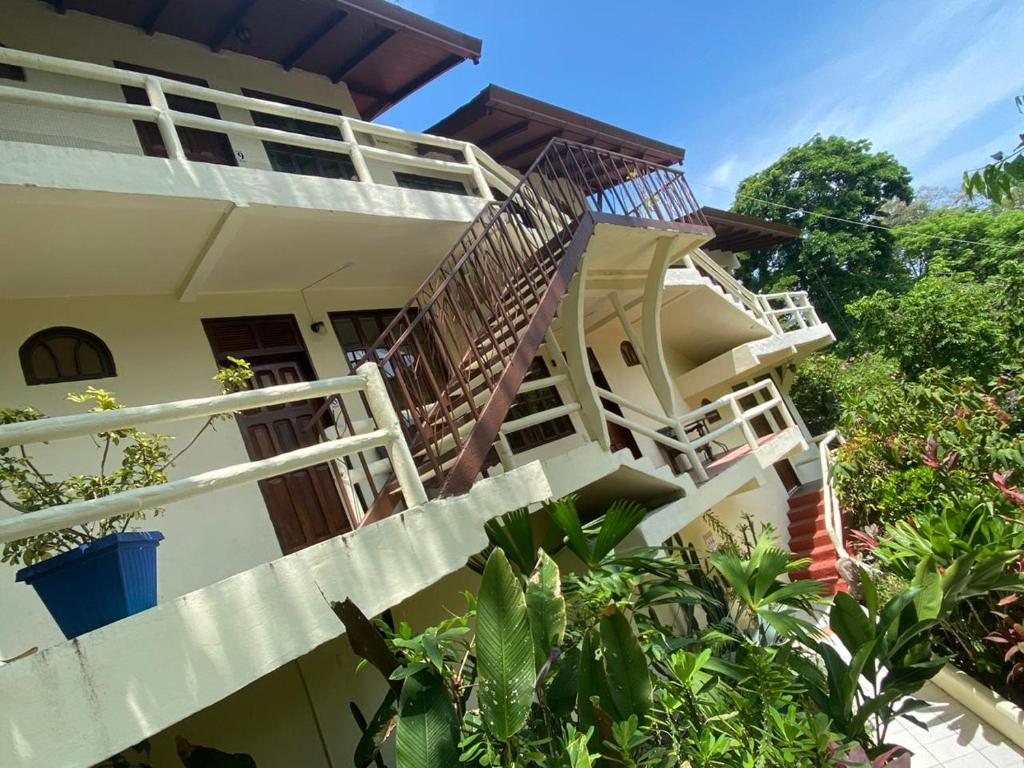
[
  {"xmin": 686, "ymin": 249, "xmax": 778, "ymax": 330},
  {"xmin": 815, "ymin": 430, "xmax": 849, "ymax": 560},
  {"xmin": 358, "ymin": 138, "xmax": 711, "ymax": 499}
]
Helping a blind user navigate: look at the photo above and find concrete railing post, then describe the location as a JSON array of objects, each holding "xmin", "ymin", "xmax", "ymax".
[
  {"xmin": 339, "ymin": 118, "xmax": 373, "ymax": 183},
  {"xmin": 356, "ymin": 362, "xmax": 428, "ymax": 509},
  {"xmin": 144, "ymin": 76, "xmax": 185, "ymax": 161}
]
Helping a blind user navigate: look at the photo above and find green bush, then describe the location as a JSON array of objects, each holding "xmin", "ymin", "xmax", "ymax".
[
  {"xmin": 789, "ymin": 353, "xmax": 902, "ymax": 436},
  {"xmin": 338, "ymin": 498, "xmax": 954, "ymax": 768}
]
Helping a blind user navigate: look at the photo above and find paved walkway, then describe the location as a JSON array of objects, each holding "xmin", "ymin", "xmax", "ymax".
[{"xmin": 887, "ymin": 681, "xmax": 1024, "ymax": 767}]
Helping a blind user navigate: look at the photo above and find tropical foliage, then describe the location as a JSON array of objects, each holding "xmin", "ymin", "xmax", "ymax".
[
  {"xmin": 0, "ymin": 358, "xmax": 252, "ymax": 566},
  {"xmin": 828, "ymin": 368, "xmax": 1024, "ymax": 705},
  {"xmin": 337, "ymin": 497, "xmax": 956, "ymax": 768},
  {"xmin": 732, "ymin": 135, "xmax": 913, "ymax": 334}
]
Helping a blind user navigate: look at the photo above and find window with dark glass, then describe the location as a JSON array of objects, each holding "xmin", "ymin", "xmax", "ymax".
[
  {"xmin": 620, "ymin": 340, "xmax": 641, "ymax": 367},
  {"xmin": 330, "ymin": 309, "xmax": 400, "ymax": 371},
  {"xmin": 116, "ymin": 62, "xmax": 236, "ymax": 166},
  {"xmin": 0, "ymin": 44, "xmax": 26, "ymax": 81},
  {"xmin": 243, "ymin": 89, "xmax": 357, "ymax": 180},
  {"xmin": 394, "ymin": 172, "xmax": 468, "ymax": 196},
  {"xmin": 20, "ymin": 327, "xmax": 116, "ymax": 385},
  {"xmin": 504, "ymin": 358, "xmax": 574, "ymax": 453}
]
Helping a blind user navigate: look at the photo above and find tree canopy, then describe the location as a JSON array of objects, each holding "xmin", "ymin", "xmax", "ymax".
[
  {"xmin": 893, "ymin": 207, "xmax": 1024, "ymax": 279},
  {"xmin": 732, "ymin": 135, "xmax": 913, "ymax": 334}
]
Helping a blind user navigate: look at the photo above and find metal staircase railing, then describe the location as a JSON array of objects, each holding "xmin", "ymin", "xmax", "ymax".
[{"xmin": 358, "ymin": 138, "xmax": 711, "ymax": 513}]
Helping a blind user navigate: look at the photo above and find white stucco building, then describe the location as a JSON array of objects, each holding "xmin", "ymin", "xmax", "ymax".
[{"xmin": 0, "ymin": 2, "xmax": 835, "ymax": 765}]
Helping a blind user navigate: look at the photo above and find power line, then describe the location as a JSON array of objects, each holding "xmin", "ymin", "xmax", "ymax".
[{"xmin": 692, "ymin": 180, "xmax": 1024, "ymax": 255}]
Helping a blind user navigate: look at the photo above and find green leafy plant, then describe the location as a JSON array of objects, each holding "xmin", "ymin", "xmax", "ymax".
[
  {"xmin": 0, "ymin": 358, "xmax": 253, "ymax": 567},
  {"xmin": 335, "ymin": 497, "xmax": 952, "ymax": 767}
]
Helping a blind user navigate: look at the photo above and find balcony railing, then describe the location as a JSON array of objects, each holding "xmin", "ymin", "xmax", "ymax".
[
  {"xmin": 595, "ymin": 378, "xmax": 796, "ymax": 484},
  {"xmin": 0, "ymin": 363, "xmax": 425, "ymax": 546},
  {"xmin": 0, "ymin": 47, "xmax": 518, "ymax": 199},
  {"xmin": 683, "ymin": 250, "xmax": 825, "ymax": 335}
]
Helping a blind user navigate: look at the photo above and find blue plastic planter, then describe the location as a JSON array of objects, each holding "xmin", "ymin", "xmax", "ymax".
[{"xmin": 16, "ymin": 531, "xmax": 164, "ymax": 639}]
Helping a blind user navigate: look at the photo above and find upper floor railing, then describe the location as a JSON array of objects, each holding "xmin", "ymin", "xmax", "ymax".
[
  {"xmin": 0, "ymin": 47, "xmax": 518, "ymax": 199},
  {"xmin": 0, "ymin": 363, "xmax": 424, "ymax": 546},
  {"xmin": 683, "ymin": 249, "xmax": 824, "ymax": 335}
]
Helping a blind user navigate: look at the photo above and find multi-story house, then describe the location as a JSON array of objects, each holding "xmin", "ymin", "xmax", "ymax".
[{"xmin": 0, "ymin": 2, "xmax": 835, "ymax": 766}]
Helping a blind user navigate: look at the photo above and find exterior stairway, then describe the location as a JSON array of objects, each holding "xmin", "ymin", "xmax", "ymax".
[
  {"xmin": 354, "ymin": 139, "xmax": 712, "ymax": 520},
  {"xmin": 786, "ymin": 482, "xmax": 846, "ymax": 595}
]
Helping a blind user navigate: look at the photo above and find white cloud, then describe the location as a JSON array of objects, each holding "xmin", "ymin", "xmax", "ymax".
[{"xmin": 689, "ymin": 0, "xmax": 1024, "ymax": 197}]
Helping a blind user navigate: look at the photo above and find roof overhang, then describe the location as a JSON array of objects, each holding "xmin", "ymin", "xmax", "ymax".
[
  {"xmin": 702, "ymin": 207, "xmax": 800, "ymax": 253},
  {"xmin": 427, "ymin": 85, "xmax": 685, "ymax": 173},
  {"xmin": 47, "ymin": 0, "xmax": 482, "ymax": 119}
]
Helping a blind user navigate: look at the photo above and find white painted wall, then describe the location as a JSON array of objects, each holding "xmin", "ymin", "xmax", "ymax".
[
  {"xmin": 0, "ymin": 288, "xmax": 410, "ymax": 658},
  {"xmin": 0, "ymin": 0, "xmax": 480, "ymax": 193},
  {"xmin": 0, "ymin": 0, "xmax": 358, "ymax": 161}
]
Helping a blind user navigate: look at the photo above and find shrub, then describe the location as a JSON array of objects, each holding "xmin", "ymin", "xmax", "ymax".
[
  {"xmin": 337, "ymin": 498, "xmax": 954, "ymax": 767},
  {"xmin": 0, "ymin": 359, "xmax": 252, "ymax": 567}
]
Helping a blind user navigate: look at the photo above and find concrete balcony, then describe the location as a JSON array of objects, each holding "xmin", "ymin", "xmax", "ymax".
[{"xmin": 0, "ymin": 47, "xmax": 515, "ymax": 301}]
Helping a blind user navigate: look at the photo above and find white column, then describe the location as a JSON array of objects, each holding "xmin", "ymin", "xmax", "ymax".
[
  {"xmin": 144, "ymin": 76, "xmax": 185, "ymax": 161},
  {"xmin": 356, "ymin": 362, "xmax": 428, "ymax": 509}
]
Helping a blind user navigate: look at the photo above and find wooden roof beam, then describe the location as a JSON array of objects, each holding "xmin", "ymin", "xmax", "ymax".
[
  {"xmin": 281, "ymin": 9, "xmax": 349, "ymax": 71},
  {"xmin": 330, "ymin": 28, "xmax": 397, "ymax": 83},
  {"xmin": 496, "ymin": 130, "xmax": 563, "ymax": 163},
  {"xmin": 477, "ymin": 120, "xmax": 530, "ymax": 148},
  {"xmin": 142, "ymin": 0, "xmax": 172, "ymax": 35},
  {"xmin": 210, "ymin": 0, "xmax": 259, "ymax": 53},
  {"xmin": 366, "ymin": 53, "xmax": 462, "ymax": 118}
]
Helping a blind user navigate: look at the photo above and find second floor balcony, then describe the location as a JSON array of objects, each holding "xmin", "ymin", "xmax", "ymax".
[{"xmin": 0, "ymin": 45, "xmax": 514, "ymax": 301}]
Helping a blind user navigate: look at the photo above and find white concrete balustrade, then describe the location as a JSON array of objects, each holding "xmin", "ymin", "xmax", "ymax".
[
  {"xmin": 0, "ymin": 362, "xmax": 426, "ymax": 547},
  {"xmin": 0, "ymin": 46, "xmax": 518, "ymax": 200},
  {"xmin": 683, "ymin": 249, "xmax": 824, "ymax": 335}
]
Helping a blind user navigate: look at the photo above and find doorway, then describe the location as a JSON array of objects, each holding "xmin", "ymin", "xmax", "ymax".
[
  {"xmin": 587, "ymin": 348, "xmax": 642, "ymax": 459},
  {"xmin": 203, "ymin": 315, "xmax": 351, "ymax": 554}
]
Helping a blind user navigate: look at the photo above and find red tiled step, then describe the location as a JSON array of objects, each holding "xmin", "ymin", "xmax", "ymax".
[
  {"xmin": 789, "ymin": 528, "xmax": 835, "ymax": 554},
  {"xmin": 790, "ymin": 559, "xmax": 840, "ymax": 582},
  {"xmin": 787, "ymin": 516, "xmax": 831, "ymax": 539}
]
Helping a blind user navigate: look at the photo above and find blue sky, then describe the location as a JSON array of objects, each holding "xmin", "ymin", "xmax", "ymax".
[{"xmin": 382, "ymin": 0, "xmax": 1024, "ymax": 208}]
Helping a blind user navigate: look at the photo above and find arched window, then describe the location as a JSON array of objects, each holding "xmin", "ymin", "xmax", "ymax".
[
  {"xmin": 620, "ymin": 340, "xmax": 641, "ymax": 367},
  {"xmin": 19, "ymin": 327, "xmax": 116, "ymax": 386}
]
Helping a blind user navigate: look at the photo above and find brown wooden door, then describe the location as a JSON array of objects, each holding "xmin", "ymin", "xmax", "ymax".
[{"xmin": 203, "ymin": 316, "xmax": 351, "ymax": 554}]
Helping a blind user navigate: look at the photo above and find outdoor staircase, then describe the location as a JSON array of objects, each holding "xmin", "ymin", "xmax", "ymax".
[
  {"xmin": 353, "ymin": 139, "xmax": 712, "ymax": 520},
  {"xmin": 786, "ymin": 483, "xmax": 847, "ymax": 595}
]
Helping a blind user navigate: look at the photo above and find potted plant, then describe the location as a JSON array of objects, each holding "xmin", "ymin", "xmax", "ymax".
[{"xmin": 0, "ymin": 359, "xmax": 251, "ymax": 639}]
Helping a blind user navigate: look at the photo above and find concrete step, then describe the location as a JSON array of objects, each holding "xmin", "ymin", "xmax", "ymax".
[
  {"xmin": 788, "ymin": 528, "xmax": 835, "ymax": 554},
  {"xmin": 787, "ymin": 516, "xmax": 830, "ymax": 540},
  {"xmin": 787, "ymin": 506, "xmax": 826, "ymax": 526}
]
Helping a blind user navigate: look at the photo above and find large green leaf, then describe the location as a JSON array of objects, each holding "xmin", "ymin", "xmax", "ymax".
[
  {"xmin": 577, "ymin": 627, "xmax": 611, "ymax": 731},
  {"xmin": 547, "ymin": 497, "xmax": 592, "ymax": 565},
  {"xmin": 484, "ymin": 507, "xmax": 537, "ymax": 575},
  {"xmin": 476, "ymin": 548, "xmax": 535, "ymax": 741},
  {"xmin": 547, "ymin": 645, "xmax": 580, "ymax": 717},
  {"xmin": 911, "ymin": 556, "xmax": 942, "ymax": 621},
  {"xmin": 830, "ymin": 592, "xmax": 874, "ymax": 654},
  {"xmin": 526, "ymin": 550, "xmax": 566, "ymax": 670},
  {"xmin": 394, "ymin": 669, "xmax": 458, "ymax": 768},
  {"xmin": 599, "ymin": 608, "xmax": 652, "ymax": 720},
  {"xmin": 590, "ymin": 500, "xmax": 647, "ymax": 563}
]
